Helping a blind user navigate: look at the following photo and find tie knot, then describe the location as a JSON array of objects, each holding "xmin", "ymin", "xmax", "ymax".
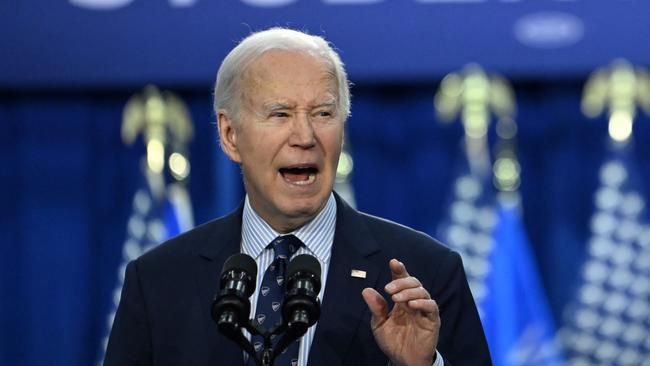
[{"xmin": 270, "ymin": 235, "xmax": 302, "ymax": 261}]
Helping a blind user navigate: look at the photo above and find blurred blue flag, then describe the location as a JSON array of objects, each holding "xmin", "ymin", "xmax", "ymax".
[
  {"xmin": 483, "ymin": 197, "xmax": 564, "ymax": 366},
  {"xmin": 437, "ymin": 146, "xmax": 563, "ymax": 365},
  {"xmin": 558, "ymin": 144, "xmax": 650, "ymax": 365},
  {"xmin": 96, "ymin": 168, "xmax": 194, "ymax": 364}
]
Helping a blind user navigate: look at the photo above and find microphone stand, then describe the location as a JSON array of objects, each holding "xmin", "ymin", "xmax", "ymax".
[{"xmin": 244, "ymin": 318, "xmax": 305, "ymax": 366}]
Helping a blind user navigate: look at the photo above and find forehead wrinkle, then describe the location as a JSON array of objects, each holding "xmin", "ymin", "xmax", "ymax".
[
  {"xmin": 314, "ymin": 94, "xmax": 337, "ymax": 107},
  {"xmin": 245, "ymin": 52, "xmax": 336, "ymax": 89},
  {"xmin": 239, "ymin": 51, "xmax": 340, "ymax": 113}
]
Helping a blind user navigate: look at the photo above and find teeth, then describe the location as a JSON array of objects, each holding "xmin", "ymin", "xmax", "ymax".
[{"xmin": 290, "ymin": 173, "xmax": 316, "ymax": 186}]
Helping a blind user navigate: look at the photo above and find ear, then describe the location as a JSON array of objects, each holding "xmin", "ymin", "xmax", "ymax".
[{"xmin": 217, "ymin": 110, "xmax": 242, "ymax": 163}]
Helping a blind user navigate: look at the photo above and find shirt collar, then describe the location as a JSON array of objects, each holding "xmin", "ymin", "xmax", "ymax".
[{"xmin": 241, "ymin": 193, "xmax": 336, "ymax": 264}]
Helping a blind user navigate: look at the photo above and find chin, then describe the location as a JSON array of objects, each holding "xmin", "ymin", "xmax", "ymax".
[
  {"xmin": 279, "ymin": 193, "xmax": 327, "ymax": 219},
  {"xmin": 283, "ymin": 198, "xmax": 322, "ymax": 217}
]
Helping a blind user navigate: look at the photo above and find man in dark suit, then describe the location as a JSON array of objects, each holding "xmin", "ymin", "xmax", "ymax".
[{"xmin": 105, "ymin": 28, "xmax": 491, "ymax": 366}]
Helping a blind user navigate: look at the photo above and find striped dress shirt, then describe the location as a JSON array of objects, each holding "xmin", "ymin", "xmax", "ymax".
[{"xmin": 241, "ymin": 193, "xmax": 336, "ymax": 366}]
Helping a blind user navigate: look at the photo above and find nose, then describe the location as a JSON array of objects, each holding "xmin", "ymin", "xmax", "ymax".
[{"xmin": 289, "ymin": 113, "xmax": 316, "ymax": 149}]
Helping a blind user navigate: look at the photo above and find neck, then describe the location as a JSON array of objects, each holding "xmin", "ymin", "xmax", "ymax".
[
  {"xmin": 246, "ymin": 195, "xmax": 332, "ymax": 234},
  {"xmin": 249, "ymin": 203, "xmax": 323, "ymax": 235}
]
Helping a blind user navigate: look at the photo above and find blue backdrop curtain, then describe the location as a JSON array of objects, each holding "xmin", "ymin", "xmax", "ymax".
[
  {"xmin": 2, "ymin": 82, "xmax": 650, "ymax": 365},
  {"xmin": 0, "ymin": 90, "xmax": 244, "ymax": 365}
]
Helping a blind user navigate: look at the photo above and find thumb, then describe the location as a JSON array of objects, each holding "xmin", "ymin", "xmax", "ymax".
[{"xmin": 362, "ymin": 287, "xmax": 389, "ymax": 329}]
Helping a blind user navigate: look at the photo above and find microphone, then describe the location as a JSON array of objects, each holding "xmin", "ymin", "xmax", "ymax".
[
  {"xmin": 282, "ymin": 254, "xmax": 322, "ymax": 337},
  {"xmin": 211, "ymin": 254, "xmax": 257, "ymax": 338}
]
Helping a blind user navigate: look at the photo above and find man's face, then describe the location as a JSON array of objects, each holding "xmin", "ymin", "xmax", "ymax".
[{"xmin": 218, "ymin": 50, "xmax": 344, "ymax": 232}]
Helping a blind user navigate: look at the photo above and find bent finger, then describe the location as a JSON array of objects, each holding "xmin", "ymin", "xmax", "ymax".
[
  {"xmin": 391, "ymin": 286, "xmax": 430, "ymax": 303},
  {"xmin": 385, "ymin": 276, "xmax": 422, "ymax": 295},
  {"xmin": 407, "ymin": 298, "xmax": 440, "ymax": 315}
]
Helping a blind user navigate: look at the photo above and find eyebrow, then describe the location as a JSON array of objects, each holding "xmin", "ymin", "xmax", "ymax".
[
  {"xmin": 262, "ymin": 99, "xmax": 338, "ymax": 112},
  {"xmin": 313, "ymin": 101, "xmax": 337, "ymax": 110},
  {"xmin": 263, "ymin": 102, "xmax": 294, "ymax": 112},
  {"xmin": 317, "ymin": 95, "xmax": 338, "ymax": 108}
]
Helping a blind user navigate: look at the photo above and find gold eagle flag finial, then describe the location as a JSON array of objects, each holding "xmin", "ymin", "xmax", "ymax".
[
  {"xmin": 121, "ymin": 85, "xmax": 194, "ymax": 199},
  {"xmin": 434, "ymin": 64, "xmax": 520, "ymax": 192},
  {"xmin": 582, "ymin": 59, "xmax": 650, "ymax": 144}
]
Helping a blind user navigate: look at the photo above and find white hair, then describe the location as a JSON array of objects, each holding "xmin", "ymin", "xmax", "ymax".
[{"xmin": 213, "ymin": 27, "xmax": 351, "ymax": 123}]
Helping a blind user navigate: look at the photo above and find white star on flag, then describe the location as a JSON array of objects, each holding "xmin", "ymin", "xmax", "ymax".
[{"xmin": 558, "ymin": 155, "xmax": 650, "ymax": 365}]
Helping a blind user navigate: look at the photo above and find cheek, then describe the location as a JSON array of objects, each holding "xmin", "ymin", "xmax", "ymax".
[
  {"xmin": 320, "ymin": 127, "xmax": 344, "ymax": 157},
  {"xmin": 239, "ymin": 126, "xmax": 275, "ymax": 152},
  {"xmin": 240, "ymin": 134, "xmax": 286, "ymax": 173},
  {"xmin": 252, "ymin": 124, "xmax": 291, "ymax": 146}
]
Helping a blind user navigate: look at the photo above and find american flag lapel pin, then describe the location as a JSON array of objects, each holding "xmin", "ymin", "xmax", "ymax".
[{"xmin": 350, "ymin": 269, "xmax": 366, "ymax": 278}]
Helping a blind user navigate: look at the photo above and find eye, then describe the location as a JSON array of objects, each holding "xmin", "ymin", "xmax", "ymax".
[
  {"xmin": 270, "ymin": 111, "xmax": 289, "ymax": 118},
  {"xmin": 314, "ymin": 110, "xmax": 334, "ymax": 119}
]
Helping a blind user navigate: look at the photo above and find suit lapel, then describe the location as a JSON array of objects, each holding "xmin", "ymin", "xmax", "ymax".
[
  {"xmin": 193, "ymin": 205, "xmax": 245, "ymax": 364},
  {"xmin": 194, "ymin": 205, "xmax": 243, "ymax": 315},
  {"xmin": 308, "ymin": 195, "xmax": 385, "ymax": 365}
]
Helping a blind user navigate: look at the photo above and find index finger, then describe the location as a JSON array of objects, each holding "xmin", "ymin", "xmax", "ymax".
[{"xmin": 389, "ymin": 258, "xmax": 409, "ymax": 280}]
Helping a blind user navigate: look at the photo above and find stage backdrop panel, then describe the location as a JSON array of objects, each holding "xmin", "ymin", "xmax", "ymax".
[{"xmin": 2, "ymin": 0, "xmax": 650, "ymax": 87}]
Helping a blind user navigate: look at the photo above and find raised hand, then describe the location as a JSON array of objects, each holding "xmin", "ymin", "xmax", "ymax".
[{"xmin": 361, "ymin": 259, "xmax": 441, "ymax": 366}]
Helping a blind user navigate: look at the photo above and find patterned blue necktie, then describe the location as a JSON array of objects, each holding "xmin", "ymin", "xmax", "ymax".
[{"xmin": 249, "ymin": 235, "xmax": 302, "ymax": 366}]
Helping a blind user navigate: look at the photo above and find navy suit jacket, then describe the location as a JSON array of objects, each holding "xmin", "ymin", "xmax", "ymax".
[{"xmin": 105, "ymin": 194, "xmax": 491, "ymax": 365}]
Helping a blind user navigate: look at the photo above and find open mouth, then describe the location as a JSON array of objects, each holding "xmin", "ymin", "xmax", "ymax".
[{"xmin": 279, "ymin": 165, "xmax": 318, "ymax": 185}]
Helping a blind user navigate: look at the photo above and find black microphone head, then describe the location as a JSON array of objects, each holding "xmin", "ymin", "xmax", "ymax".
[
  {"xmin": 212, "ymin": 253, "xmax": 257, "ymax": 338},
  {"xmin": 283, "ymin": 254, "xmax": 321, "ymax": 333},
  {"xmin": 221, "ymin": 253, "xmax": 257, "ymax": 280},
  {"xmin": 287, "ymin": 254, "xmax": 321, "ymax": 279}
]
